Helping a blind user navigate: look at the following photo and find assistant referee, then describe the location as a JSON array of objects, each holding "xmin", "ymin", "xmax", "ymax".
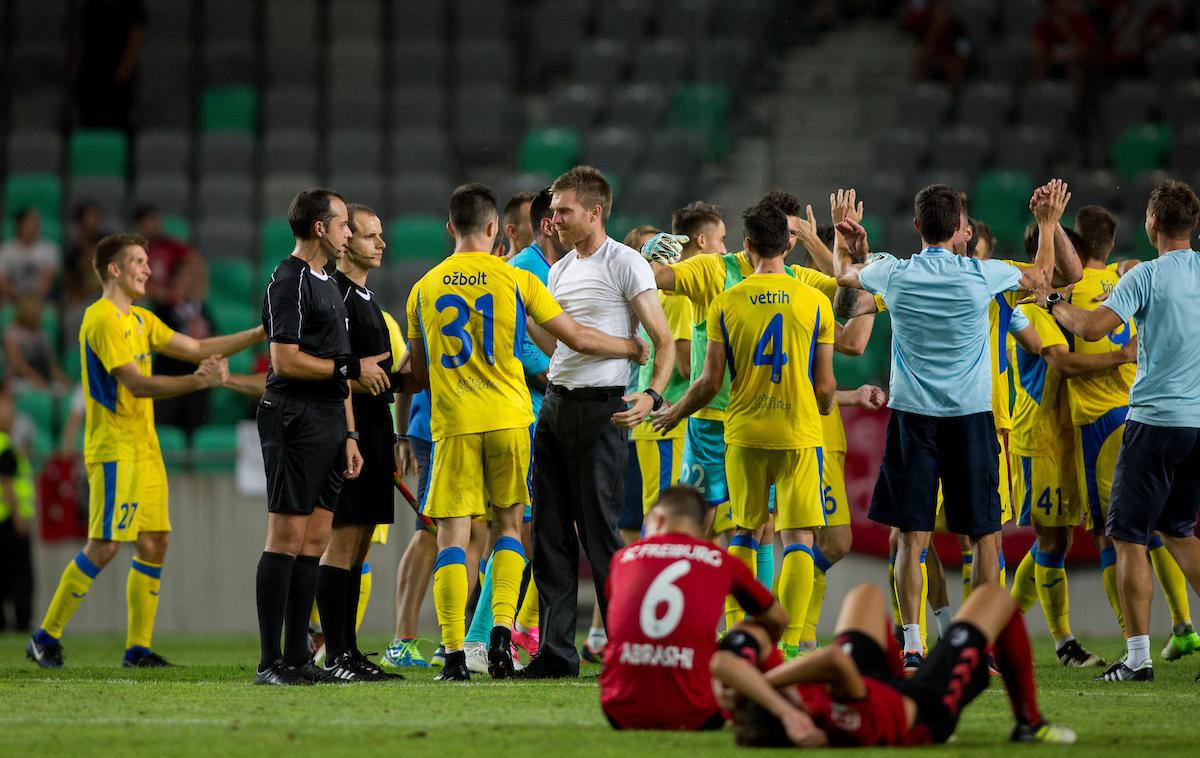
[{"xmin": 253, "ymin": 189, "xmax": 390, "ymax": 686}]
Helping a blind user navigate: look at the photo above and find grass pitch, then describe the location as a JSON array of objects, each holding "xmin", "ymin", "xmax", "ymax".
[{"xmin": 1, "ymin": 632, "xmax": 1198, "ymax": 756}]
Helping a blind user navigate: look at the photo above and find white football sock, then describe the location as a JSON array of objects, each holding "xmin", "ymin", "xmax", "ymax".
[
  {"xmin": 931, "ymin": 606, "xmax": 953, "ymax": 638},
  {"xmin": 1126, "ymin": 634, "xmax": 1150, "ymax": 669}
]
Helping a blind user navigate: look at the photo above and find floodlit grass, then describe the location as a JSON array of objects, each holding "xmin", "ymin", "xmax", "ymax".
[{"xmin": 2, "ymin": 632, "xmax": 1198, "ymax": 756}]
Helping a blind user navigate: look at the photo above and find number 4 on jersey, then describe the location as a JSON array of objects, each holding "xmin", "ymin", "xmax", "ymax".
[{"xmin": 752, "ymin": 313, "xmax": 788, "ymax": 384}]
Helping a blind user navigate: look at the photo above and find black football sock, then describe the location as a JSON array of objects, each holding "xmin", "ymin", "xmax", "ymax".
[
  {"xmin": 344, "ymin": 564, "xmax": 363, "ymax": 656},
  {"xmin": 256, "ymin": 551, "xmax": 295, "ymax": 671},
  {"xmin": 282, "ymin": 555, "xmax": 320, "ymax": 667},
  {"xmin": 316, "ymin": 565, "xmax": 350, "ymax": 664}
]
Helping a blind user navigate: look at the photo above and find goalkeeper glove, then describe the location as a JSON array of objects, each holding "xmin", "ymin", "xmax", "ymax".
[{"xmin": 639, "ymin": 233, "xmax": 689, "ymax": 265}]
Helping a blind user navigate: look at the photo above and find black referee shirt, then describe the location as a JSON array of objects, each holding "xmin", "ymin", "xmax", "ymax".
[
  {"xmin": 262, "ymin": 256, "xmax": 352, "ymax": 401},
  {"xmin": 334, "ymin": 270, "xmax": 393, "ymax": 413}
]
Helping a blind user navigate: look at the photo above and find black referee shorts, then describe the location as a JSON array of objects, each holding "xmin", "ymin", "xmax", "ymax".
[
  {"xmin": 258, "ymin": 391, "xmax": 345, "ymax": 515},
  {"xmin": 869, "ymin": 410, "xmax": 1001, "ymax": 538},
  {"xmin": 1108, "ymin": 420, "xmax": 1200, "ymax": 544},
  {"xmin": 335, "ymin": 402, "xmax": 395, "ymax": 527}
]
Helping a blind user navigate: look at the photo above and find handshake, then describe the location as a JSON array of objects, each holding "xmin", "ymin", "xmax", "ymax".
[{"xmin": 638, "ymin": 232, "xmax": 690, "ymax": 265}]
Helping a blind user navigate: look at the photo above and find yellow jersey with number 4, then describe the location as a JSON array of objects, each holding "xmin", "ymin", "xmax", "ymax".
[
  {"xmin": 406, "ymin": 252, "xmax": 563, "ymax": 441},
  {"xmin": 706, "ymin": 273, "xmax": 834, "ymax": 450},
  {"xmin": 1012, "ymin": 304, "xmax": 1071, "ymax": 456},
  {"xmin": 1064, "ymin": 265, "xmax": 1136, "ymax": 426},
  {"xmin": 81, "ymin": 298, "xmax": 175, "ymax": 463}
]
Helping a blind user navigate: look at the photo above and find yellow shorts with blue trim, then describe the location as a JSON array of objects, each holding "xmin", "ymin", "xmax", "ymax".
[
  {"xmin": 820, "ymin": 451, "xmax": 850, "ymax": 528},
  {"xmin": 634, "ymin": 435, "xmax": 685, "ymax": 515},
  {"xmin": 87, "ymin": 457, "xmax": 170, "ymax": 541},
  {"xmin": 371, "ymin": 524, "xmax": 390, "ymax": 544},
  {"xmin": 1014, "ymin": 450, "xmax": 1081, "ymax": 528},
  {"xmin": 424, "ymin": 428, "xmax": 530, "ymax": 519},
  {"xmin": 936, "ymin": 429, "xmax": 1013, "ymax": 531},
  {"xmin": 726, "ymin": 444, "xmax": 824, "ymax": 532},
  {"xmin": 1075, "ymin": 407, "xmax": 1128, "ymax": 532}
]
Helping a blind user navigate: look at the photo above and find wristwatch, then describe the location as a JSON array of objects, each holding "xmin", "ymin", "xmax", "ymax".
[
  {"xmin": 346, "ymin": 431, "xmax": 360, "ymax": 441},
  {"xmin": 1044, "ymin": 292, "xmax": 1064, "ymax": 312},
  {"xmin": 644, "ymin": 389, "xmax": 664, "ymax": 411}
]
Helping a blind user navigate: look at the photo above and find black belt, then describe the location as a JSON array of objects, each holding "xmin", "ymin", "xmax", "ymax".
[{"xmin": 547, "ymin": 383, "xmax": 625, "ymax": 401}]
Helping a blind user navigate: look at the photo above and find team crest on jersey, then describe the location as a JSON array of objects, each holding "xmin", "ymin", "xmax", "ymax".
[{"xmin": 831, "ymin": 703, "xmax": 862, "ymax": 732}]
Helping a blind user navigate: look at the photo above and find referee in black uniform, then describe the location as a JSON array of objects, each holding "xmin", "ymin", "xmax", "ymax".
[
  {"xmin": 318, "ymin": 203, "xmax": 403, "ymax": 682},
  {"xmin": 253, "ymin": 189, "xmax": 390, "ymax": 686}
]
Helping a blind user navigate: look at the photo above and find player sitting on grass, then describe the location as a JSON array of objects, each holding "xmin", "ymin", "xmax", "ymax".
[
  {"xmin": 600, "ymin": 486, "xmax": 786, "ymax": 731},
  {"xmin": 711, "ymin": 582, "xmax": 1076, "ymax": 747}
]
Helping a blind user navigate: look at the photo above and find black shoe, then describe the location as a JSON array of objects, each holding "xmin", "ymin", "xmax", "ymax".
[
  {"xmin": 295, "ymin": 660, "xmax": 328, "ymax": 683},
  {"xmin": 26, "ymin": 636, "xmax": 64, "ymax": 669},
  {"xmin": 254, "ymin": 661, "xmax": 314, "ymax": 686},
  {"xmin": 1057, "ymin": 639, "xmax": 1105, "ymax": 668},
  {"xmin": 901, "ymin": 650, "xmax": 924, "ymax": 675},
  {"xmin": 351, "ymin": 651, "xmax": 404, "ymax": 681},
  {"xmin": 434, "ymin": 650, "xmax": 470, "ymax": 681},
  {"xmin": 321, "ymin": 651, "xmax": 367, "ymax": 683},
  {"xmin": 488, "ymin": 627, "xmax": 515, "ymax": 680},
  {"xmin": 1096, "ymin": 659, "xmax": 1154, "ymax": 681},
  {"xmin": 123, "ymin": 648, "xmax": 172, "ymax": 668},
  {"xmin": 516, "ymin": 653, "xmax": 576, "ymax": 680}
]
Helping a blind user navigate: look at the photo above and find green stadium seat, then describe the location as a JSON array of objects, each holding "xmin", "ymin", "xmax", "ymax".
[
  {"xmin": 191, "ymin": 424, "xmax": 238, "ymax": 472},
  {"xmin": 259, "ymin": 217, "xmax": 294, "ymax": 262},
  {"xmin": 210, "ymin": 260, "xmax": 255, "ymax": 304},
  {"xmin": 518, "ymin": 127, "xmax": 581, "ymax": 178},
  {"xmin": 387, "ymin": 216, "xmax": 450, "ymax": 259},
  {"xmin": 211, "ymin": 301, "xmax": 257, "ymax": 335},
  {"xmin": 15, "ymin": 389, "xmax": 56, "ymax": 431},
  {"xmin": 859, "ymin": 214, "xmax": 883, "ymax": 250},
  {"xmin": 157, "ymin": 425, "xmax": 188, "ymax": 470},
  {"xmin": 40, "ymin": 307, "xmax": 60, "ymax": 350},
  {"xmin": 208, "ymin": 388, "xmax": 251, "ymax": 425},
  {"xmin": 3, "ymin": 173, "xmax": 63, "ymax": 235},
  {"xmin": 200, "ymin": 86, "xmax": 257, "ymax": 134},
  {"xmin": 162, "ymin": 215, "xmax": 191, "ymax": 242},
  {"xmin": 61, "ymin": 344, "xmax": 82, "ymax": 384},
  {"xmin": 1112, "ymin": 124, "xmax": 1172, "ymax": 181},
  {"xmin": 68, "ymin": 129, "xmax": 128, "ymax": 177},
  {"xmin": 668, "ymin": 84, "xmax": 731, "ymax": 160},
  {"xmin": 972, "ymin": 170, "xmax": 1034, "ymax": 249},
  {"xmin": 226, "ymin": 349, "xmax": 255, "ymax": 375}
]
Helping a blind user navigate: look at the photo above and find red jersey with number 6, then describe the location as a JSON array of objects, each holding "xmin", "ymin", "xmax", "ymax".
[{"xmin": 600, "ymin": 533, "xmax": 775, "ymax": 730}]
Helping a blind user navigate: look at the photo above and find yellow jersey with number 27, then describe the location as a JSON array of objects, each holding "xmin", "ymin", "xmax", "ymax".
[
  {"xmin": 406, "ymin": 251, "xmax": 563, "ymax": 441},
  {"xmin": 706, "ymin": 273, "xmax": 834, "ymax": 450}
]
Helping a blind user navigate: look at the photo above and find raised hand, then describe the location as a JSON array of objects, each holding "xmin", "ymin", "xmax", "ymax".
[
  {"xmin": 640, "ymin": 233, "xmax": 689, "ymax": 265},
  {"xmin": 834, "ymin": 219, "xmax": 870, "ymax": 261},
  {"xmin": 830, "ymin": 189, "xmax": 863, "ymax": 225},
  {"xmin": 796, "ymin": 204, "xmax": 821, "ymax": 245},
  {"xmin": 1033, "ymin": 179, "xmax": 1070, "ymax": 225}
]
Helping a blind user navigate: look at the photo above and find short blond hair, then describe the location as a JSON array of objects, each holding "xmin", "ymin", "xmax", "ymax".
[{"xmin": 550, "ymin": 165, "xmax": 613, "ymax": 222}]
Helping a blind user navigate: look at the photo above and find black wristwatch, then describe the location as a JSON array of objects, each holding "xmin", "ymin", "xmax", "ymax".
[
  {"xmin": 1044, "ymin": 292, "xmax": 1064, "ymax": 312},
  {"xmin": 644, "ymin": 388, "xmax": 664, "ymax": 411},
  {"xmin": 346, "ymin": 431, "xmax": 360, "ymax": 441}
]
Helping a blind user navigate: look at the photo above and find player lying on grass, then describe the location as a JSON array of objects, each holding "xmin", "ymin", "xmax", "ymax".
[
  {"xmin": 599, "ymin": 485, "xmax": 787, "ymax": 730},
  {"xmin": 711, "ymin": 582, "xmax": 1076, "ymax": 747}
]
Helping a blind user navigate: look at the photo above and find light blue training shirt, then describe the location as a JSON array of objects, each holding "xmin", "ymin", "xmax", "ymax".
[
  {"xmin": 508, "ymin": 243, "xmax": 553, "ymax": 418},
  {"xmin": 858, "ymin": 247, "xmax": 1023, "ymax": 417},
  {"xmin": 1102, "ymin": 249, "xmax": 1200, "ymax": 428}
]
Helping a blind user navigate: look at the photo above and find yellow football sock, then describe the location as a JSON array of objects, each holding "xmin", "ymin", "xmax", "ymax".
[
  {"xmin": 779, "ymin": 544, "xmax": 816, "ymax": 647},
  {"xmin": 433, "ymin": 547, "xmax": 468, "ymax": 651},
  {"xmin": 960, "ymin": 550, "xmax": 973, "ymax": 602},
  {"xmin": 126, "ymin": 558, "xmax": 162, "ymax": 650},
  {"xmin": 1011, "ymin": 545, "xmax": 1038, "ymax": 613},
  {"xmin": 1033, "ymin": 550, "xmax": 1072, "ymax": 642},
  {"xmin": 309, "ymin": 601, "xmax": 321, "ymax": 628},
  {"xmin": 1149, "ymin": 538, "xmax": 1191, "ymax": 627},
  {"xmin": 517, "ymin": 575, "xmax": 539, "ymax": 629},
  {"xmin": 355, "ymin": 563, "xmax": 372, "ymax": 632},
  {"xmin": 490, "ymin": 536, "xmax": 526, "ymax": 629},
  {"xmin": 801, "ymin": 565, "xmax": 828, "ymax": 643},
  {"xmin": 887, "ymin": 554, "xmax": 902, "ymax": 627},
  {"xmin": 39, "ymin": 551, "xmax": 101, "ymax": 640},
  {"xmin": 725, "ymin": 536, "xmax": 757, "ymax": 630},
  {"xmin": 999, "ymin": 551, "xmax": 1007, "ymax": 589},
  {"xmin": 918, "ymin": 550, "xmax": 928, "ymax": 650},
  {"xmin": 1100, "ymin": 546, "xmax": 1125, "ymax": 634}
]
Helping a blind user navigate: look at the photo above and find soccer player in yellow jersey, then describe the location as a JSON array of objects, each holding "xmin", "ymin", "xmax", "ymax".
[
  {"xmin": 27, "ymin": 234, "xmax": 263, "ymax": 669},
  {"xmin": 405, "ymin": 184, "xmax": 647, "ymax": 681},
  {"xmin": 653, "ymin": 203, "xmax": 836, "ymax": 660}
]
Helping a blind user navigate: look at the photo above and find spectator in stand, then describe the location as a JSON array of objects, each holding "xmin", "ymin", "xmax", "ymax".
[
  {"xmin": 73, "ymin": 0, "xmax": 147, "ymax": 130},
  {"xmin": 60, "ymin": 234, "xmax": 104, "ymax": 361},
  {"xmin": 904, "ymin": 0, "xmax": 971, "ymax": 91},
  {"xmin": 152, "ymin": 262, "xmax": 217, "ymax": 438},
  {"xmin": 65, "ymin": 201, "xmax": 111, "ymax": 273},
  {"xmin": 1030, "ymin": 0, "xmax": 1097, "ymax": 102},
  {"xmin": 0, "ymin": 208, "xmax": 62, "ymax": 304},
  {"xmin": 0, "ymin": 382, "xmax": 35, "ymax": 633},
  {"xmin": 4, "ymin": 296, "xmax": 69, "ymax": 393},
  {"xmin": 134, "ymin": 204, "xmax": 207, "ymax": 309},
  {"xmin": 1096, "ymin": 0, "xmax": 1174, "ymax": 77}
]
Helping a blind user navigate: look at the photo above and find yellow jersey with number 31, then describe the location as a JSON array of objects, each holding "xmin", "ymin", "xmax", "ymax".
[
  {"xmin": 706, "ymin": 273, "xmax": 834, "ymax": 450},
  {"xmin": 1063, "ymin": 265, "xmax": 1136, "ymax": 426},
  {"xmin": 80, "ymin": 298, "xmax": 175, "ymax": 463},
  {"xmin": 406, "ymin": 251, "xmax": 563, "ymax": 441}
]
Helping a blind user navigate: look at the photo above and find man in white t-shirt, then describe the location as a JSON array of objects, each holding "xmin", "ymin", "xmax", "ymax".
[
  {"xmin": 521, "ymin": 165, "xmax": 675, "ymax": 678},
  {"xmin": 0, "ymin": 207, "xmax": 62, "ymax": 302}
]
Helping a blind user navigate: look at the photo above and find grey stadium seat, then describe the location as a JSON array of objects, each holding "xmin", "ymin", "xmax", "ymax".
[
  {"xmin": 9, "ymin": 89, "xmax": 65, "ymax": 130},
  {"xmin": 1098, "ymin": 82, "xmax": 1159, "ymax": 142},
  {"xmin": 1164, "ymin": 81, "xmax": 1200, "ymax": 130},
  {"xmin": 204, "ymin": 0, "xmax": 257, "ymax": 47},
  {"xmin": 930, "ymin": 126, "xmax": 992, "ymax": 175},
  {"xmin": 957, "ymin": 81, "xmax": 1015, "ymax": 126},
  {"xmin": 328, "ymin": 172, "xmax": 386, "ymax": 215},
  {"xmin": 328, "ymin": 90, "xmax": 385, "ymax": 132},
  {"xmin": 643, "ymin": 129, "xmax": 704, "ymax": 180},
  {"xmin": 453, "ymin": 87, "xmax": 517, "ymax": 163},
  {"xmin": 266, "ymin": 0, "xmax": 318, "ymax": 47},
  {"xmin": 573, "ymin": 40, "xmax": 627, "ymax": 93},
  {"xmin": 621, "ymin": 172, "xmax": 683, "ymax": 223},
  {"xmin": 387, "ymin": 174, "xmax": 454, "ymax": 217},
  {"xmin": 595, "ymin": 0, "xmax": 652, "ymax": 42},
  {"xmin": 326, "ymin": 131, "xmax": 384, "ymax": 175},
  {"xmin": 135, "ymin": 129, "xmax": 192, "ymax": 175},
  {"xmin": 874, "ymin": 128, "xmax": 930, "ymax": 177},
  {"xmin": 203, "ymin": 41, "xmax": 257, "ymax": 87},
  {"xmin": 392, "ymin": 41, "xmax": 449, "ymax": 87},
  {"xmin": 454, "ymin": 41, "xmax": 515, "ymax": 89},
  {"xmin": 329, "ymin": 41, "xmax": 383, "ymax": 92},
  {"xmin": 389, "ymin": 129, "xmax": 452, "ymax": 175},
  {"xmin": 1018, "ymin": 81, "xmax": 1075, "ymax": 133},
  {"xmin": 630, "ymin": 39, "xmax": 691, "ymax": 88},
  {"xmin": 896, "ymin": 83, "xmax": 952, "ymax": 131},
  {"xmin": 262, "ymin": 86, "xmax": 319, "ymax": 133},
  {"xmin": 12, "ymin": 0, "xmax": 69, "ymax": 44},
  {"xmin": 1061, "ymin": 170, "xmax": 1117, "ymax": 211},
  {"xmin": 391, "ymin": 0, "xmax": 447, "ymax": 40},
  {"xmin": 1116, "ymin": 170, "xmax": 1170, "ymax": 215},
  {"xmin": 609, "ymin": 84, "xmax": 669, "ymax": 130},
  {"xmin": 392, "ymin": 86, "xmax": 448, "ymax": 131},
  {"xmin": 1150, "ymin": 35, "xmax": 1199, "ymax": 85},
  {"xmin": 69, "ymin": 176, "xmax": 127, "ymax": 213},
  {"xmin": 453, "ymin": 0, "xmax": 510, "ymax": 36},
  {"xmin": 261, "ymin": 173, "xmax": 319, "ymax": 219},
  {"xmin": 865, "ymin": 171, "xmax": 908, "ymax": 215},
  {"xmin": 198, "ymin": 176, "xmax": 255, "ymax": 224},
  {"xmin": 133, "ymin": 174, "xmax": 192, "ymax": 217},
  {"xmin": 994, "ymin": 126, "xmax": 1055, "ymax": 177},
  {"xmin": 196, "ymin": 219, "xmax": 258, "ymax": 261},
  {"xmin": 263, "ymin": 130, "xmax": 319, "ymax": 176},
  {"xmin": 11, "ymin": 42, "xmax": 69, "ymax": 89},
  {"xmin": 6, "ymin": 131, "xmax": 63, "ymax": 174},
  {"xmin": 266, "ymin": 44, "xmax": 319, "ymax": 88},
  {"xmin": 198, "ymin": 133, "xmax": 256, "ymax": 177},
  {"xmin": 583, "ymin": 127, "xmax": 644, "ymax": 184},
  {"xmin": 1172, "ymin": 125, "xmax": 1200, "ymax": 173},
  {"xmin": 331, "ymin": 0, "xmax": 384, "ymax": 41},
  {"xmin": 545, "ymin": 84, "xmax": 605, "ymax": 133},
  {"xmin": 149, "ymin": 0, "xmax": 196, "ymax": 43}
]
